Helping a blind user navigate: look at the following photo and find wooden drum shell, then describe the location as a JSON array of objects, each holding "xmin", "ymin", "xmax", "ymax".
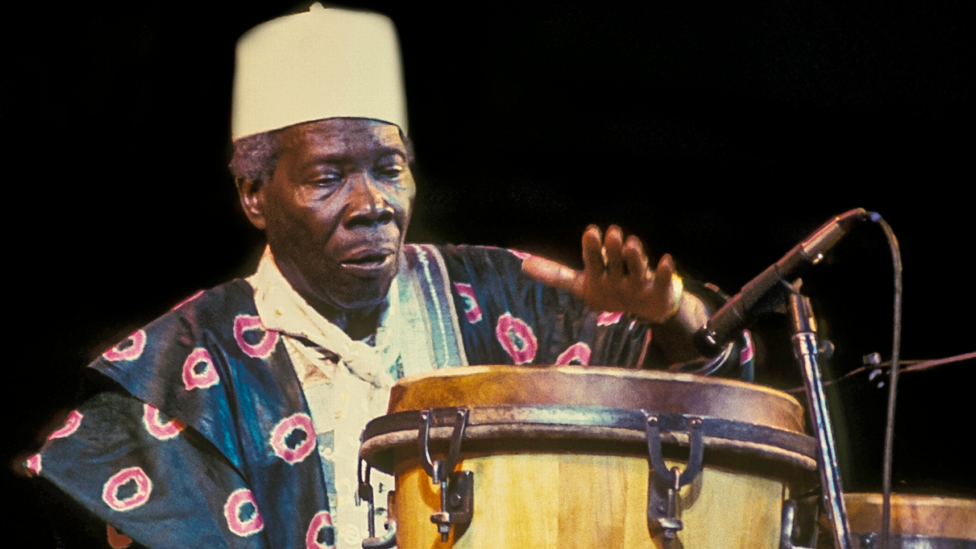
[
  {"xmin": 394, "ymin": 452, "xmax": 788, "ymax": 549},
  {"xmin": 362, "ymin": 366, "xmax": 818, "ymax": 549}
]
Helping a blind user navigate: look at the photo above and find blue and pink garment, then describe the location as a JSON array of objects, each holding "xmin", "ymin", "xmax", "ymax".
[{"xmin": 29, "ymin": 244, "xmax": 739, "ymax": 548}]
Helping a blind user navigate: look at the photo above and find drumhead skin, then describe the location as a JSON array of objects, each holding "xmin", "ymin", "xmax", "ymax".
[{"xmin": 387, "ymin": 365, "xmax": 806, "ymax": 433}]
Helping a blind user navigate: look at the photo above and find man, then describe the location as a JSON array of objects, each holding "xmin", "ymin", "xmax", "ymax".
[{"xmin": 29, "ymin": 5, "xmax": 722, "ymax": 548}]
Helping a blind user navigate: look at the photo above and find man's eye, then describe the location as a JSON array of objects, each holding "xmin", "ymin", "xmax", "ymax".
[
  {"xmin": 312, "ymin": 174, "xmax": 342, "ymax": 186},
  {"xmin": 376, "ymin": 165, "xmax": 404, "ymax": 179}
]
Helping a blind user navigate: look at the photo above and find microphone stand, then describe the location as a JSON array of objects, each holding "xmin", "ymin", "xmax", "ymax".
[{"xmin": 789, "ymin": 284, "xmax": 852, "ymax": 549}]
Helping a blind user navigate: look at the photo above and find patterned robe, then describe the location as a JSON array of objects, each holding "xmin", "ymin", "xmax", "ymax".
[{"xmin": 29, "ymin": 245, "xmax": 722, "ymax": 549}]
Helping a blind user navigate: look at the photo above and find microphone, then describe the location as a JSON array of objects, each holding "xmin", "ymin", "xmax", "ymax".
[{"xmin": 694, "ymin": 208, "xmax": 872, "ymax": 358}]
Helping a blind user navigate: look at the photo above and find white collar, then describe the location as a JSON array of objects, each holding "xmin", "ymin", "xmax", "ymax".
[{"xmin": 247, "ymin": 246, "xmax": 401, "ymax": 387}]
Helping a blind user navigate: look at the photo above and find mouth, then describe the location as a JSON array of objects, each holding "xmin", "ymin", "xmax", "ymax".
[{"xmin": 339, "ymin": 249, "xmax": 396, "ymax": 276}]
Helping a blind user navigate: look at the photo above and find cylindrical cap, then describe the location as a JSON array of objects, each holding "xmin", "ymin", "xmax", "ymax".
[{"xmin": 232, "ymin": 3, "xmax": 407, "ymax": 141}]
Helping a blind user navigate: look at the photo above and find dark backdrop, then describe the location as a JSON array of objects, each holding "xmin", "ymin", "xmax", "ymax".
[{"xmin": 4, "ymin": 1, "xmax": 973, "ymax": 546}]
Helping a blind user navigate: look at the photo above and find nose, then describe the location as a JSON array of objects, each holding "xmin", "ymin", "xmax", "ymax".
[{"xmin": 343, "ymin": 173, "xmax": 395, "ymax": 227}]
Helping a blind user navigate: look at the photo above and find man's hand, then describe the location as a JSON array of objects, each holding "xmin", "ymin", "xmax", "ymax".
[{"xmin": 522, "ymin": 225, "xmax": 683, "ymax": 324}]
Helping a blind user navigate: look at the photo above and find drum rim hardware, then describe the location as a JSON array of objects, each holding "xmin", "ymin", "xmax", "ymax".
[
  {"xmin": 780, "ymin": 498, "xmax": 820, "ymax": 549},
  {"xmin": 358, "ymin": 458, "xmax": 397, "ymax": 549},
  {"xmin": 644, "ymin": 413, "xmax": 704, "ymax": 544},
  {"xmin": 361, "ymin": 404, "xmax": 820, "ymax": 546},
  {"xmin": 418, "ymin": 408, "xmax": 474, "ymax": 542},
  {"xmin": 361, "ymin": 404, "xmax": 818, "ymax": 475}
]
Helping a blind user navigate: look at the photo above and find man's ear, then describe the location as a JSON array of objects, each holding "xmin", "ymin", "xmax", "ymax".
[{"xmin": 236, "ymin": 177, "xmax": 268, "ymax": 230}]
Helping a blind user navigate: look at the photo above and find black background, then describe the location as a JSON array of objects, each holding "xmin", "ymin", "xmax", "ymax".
[{"xmin": 4, "ymin": 1, "xmax": 973, "ymax": 546}]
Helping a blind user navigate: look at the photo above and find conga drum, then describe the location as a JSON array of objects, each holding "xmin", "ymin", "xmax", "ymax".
[
  {"xmin": 817, "ymin": 493, "xmax": 976, "ymax": 548},
  {"xmin": 359, "ymin": 366, "xmax": 819, "ymax": 548}
]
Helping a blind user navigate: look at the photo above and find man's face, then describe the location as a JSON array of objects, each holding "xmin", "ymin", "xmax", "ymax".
[{"xmin": 248, "ymin": 118, "xmax": 415, "ymax": 314}]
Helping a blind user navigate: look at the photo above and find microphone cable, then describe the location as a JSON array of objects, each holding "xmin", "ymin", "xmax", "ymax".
[
  {"xmin": 782, "ymin": 352, "xmax": 975, "ymax": 394},
  {"xmin": 874, "ymin": 213, "xmax": 902, "ymax": 549}
]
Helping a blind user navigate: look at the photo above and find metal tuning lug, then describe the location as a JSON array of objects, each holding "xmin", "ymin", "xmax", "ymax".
[
  {"xmin": 644, "ymin": 413, "xmax": 705, "ymax": 546},
  {"xmin": 418, "ymin": 408, "xmax": 473, "ymax": 542},
  {"xmin": 360, "ymin": 457, "xmax": 399, "ymax": 549},
  {"xmin": 357, "ymin": 458, "xmax": 376, "ymax": 537},
  {"xmin": 362, "ymin": 490, "xmax": 398, "ymax": 549},
  {"xmin": 780, "ymin": 499, "xmax": 819, "ymax": 549}
]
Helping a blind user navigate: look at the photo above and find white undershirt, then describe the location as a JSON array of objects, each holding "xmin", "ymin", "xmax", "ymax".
[{"xmin": 248, "ymin": 246, "xmax": 436, "ymax": 549}]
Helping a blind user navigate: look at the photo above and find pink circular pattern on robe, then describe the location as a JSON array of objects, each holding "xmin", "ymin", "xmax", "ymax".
[
  {"xmin": 452, "ymin": 282, "xmax": 483, "ymax": 324},
  {"xmin": 182, "ymin": 348, "xmax": 219, "ymax": 390},
  {"xmin": 597, "ymin": 311, "xmax": 623, "ymax": 326},
  {"xmin": 495, "ymin": 313, "xmax": 538, "ymax": 365},
  {"xmin": 107, "ymin": 525, "xmax": 133, "ymax": 549},
  {"xmin": 102, "ymin": 467, "xmax": 152, "ymax": 511},
  {"xmin": 25, "ymin": 454, "xmax": 41, "ymax": 476},
  {"xmin": 224, "ymin": 488, "xmax": 264, "ymax": 537},
  {"xmin": 234, "ymin": 315, "xmax": 279, "ymax": 358},
  {"xmin": 306, "ymin": 510, "xmax": 336, "ymax": 549},
  {"xmin": 509, "ymin": 250, "xmax": 532, "ymax": 260},
  {"xmin": 171, "ymin": 290, "xmax": 204, "ymax": 311},
  {"xmin": 142, "ymin": 404, "xmax": 186, "ymax": 440},
  {"xmin": 102, "ymin": 330, "xmax": 147, "ymax": 362},
  {"xmin": 270, "ymin": 413, "xmax": 316, "ymax": 464},
  {"xmin": 556, "ymin": 342, "xmax": 592, "ymax": 366},
  {"xmin": 48, "ymin": 410, "xmax": 84, "ymax": 439}
]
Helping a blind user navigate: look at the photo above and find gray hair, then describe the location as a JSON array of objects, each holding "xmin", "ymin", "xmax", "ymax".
[{"xmin": 229, "ymin": 125, "xmax": 416, "ymax": 184}]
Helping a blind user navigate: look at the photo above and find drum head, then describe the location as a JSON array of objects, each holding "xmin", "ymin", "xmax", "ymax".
[
  {"xmin": 363, "ymin": 366, "xmax": 817, "ymax": 478},
  {"xmin": 387, "ymin": 365, "xmax": 805, "ymax": 431}
]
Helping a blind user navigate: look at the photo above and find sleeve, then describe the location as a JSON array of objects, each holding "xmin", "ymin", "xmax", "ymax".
[
  {"xmin": 438, "ymin": 245, "xmax": 652, "ymax": 367},
  {"xmin": 38, "ymin": 281, "xmax": 336, "ymax": 549},
  {"xmin": 438, "ymin": 244, "xmax": 754, "ymax": 377},
  {"xmin": 30, "ymin": 384, "xmax": 265, "ymax": 549}
]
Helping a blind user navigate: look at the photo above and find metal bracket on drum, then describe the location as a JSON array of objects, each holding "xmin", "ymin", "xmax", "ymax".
[
  {"xmin": 359, "ymin": 458, "xmax": 398, "ymax": 549},
  {"xmin": 644, "ymin": 412, "xmax": 705, "ymax": 545},
  {"xmin": 419, "ymin": 407, "xmax": 474, "ymax": 542},
  {"xmin": 780, "ymin": 498, "xmax": 820, "ymax": 549}
]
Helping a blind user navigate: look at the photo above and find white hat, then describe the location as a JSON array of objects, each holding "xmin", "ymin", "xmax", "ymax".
[{"xmin": 231, "ymin": 3, "xmax": 407, "ymax": 141}]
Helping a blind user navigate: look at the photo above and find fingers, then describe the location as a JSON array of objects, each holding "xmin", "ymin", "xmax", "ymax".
[
  {"xmin": 522, "ymin": 255, "xmax": 586, "ymax": 298},
  {"xmin": 645, "ymin": 253, "xmax": 682, "ymax": 321},
  {"xmin": 560, "ymin": 223, "xmax": 682, "ymax": 322},
  {"xmin": 584, "ymin": 224, "xmax": 652, "ymax": 283},
  {"xmin": 582, "ymin": 225, "xmax": 605, "ymax": 282},
  {"xmin": 604, "ymin": 225, "xmax": 626, "ymax": 277},
  {"xmin": 622, "ymin": 235, "xmax": 649, "ymax": 287}
]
